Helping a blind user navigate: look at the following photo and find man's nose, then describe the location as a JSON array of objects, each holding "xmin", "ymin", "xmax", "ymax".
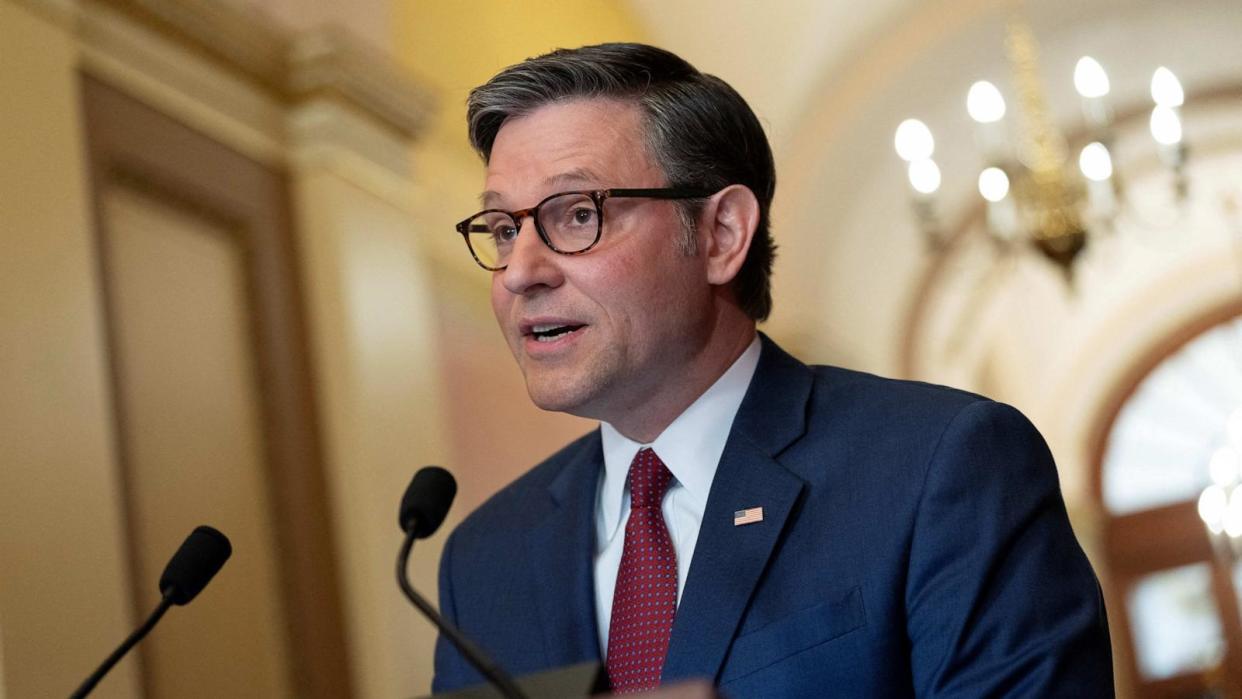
[{"xmin": 499, "ymin": 217, "xmax": 563, "ymax": 294}]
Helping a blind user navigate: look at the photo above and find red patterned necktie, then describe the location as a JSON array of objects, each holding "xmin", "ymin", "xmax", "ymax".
[{"xmin": 606, "ymin": 447, "xmax": 678, "ymax": 693}]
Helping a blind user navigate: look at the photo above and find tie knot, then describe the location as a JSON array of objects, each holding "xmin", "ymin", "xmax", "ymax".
[{"xmin": 628, "ymin": 448, "xmax": 673, "ymax": 510}]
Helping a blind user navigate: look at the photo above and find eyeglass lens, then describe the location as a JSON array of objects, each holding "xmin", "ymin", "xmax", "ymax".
[{"xmin": 464, "ymin": 192, "xmax": 600, "ymax": 269}]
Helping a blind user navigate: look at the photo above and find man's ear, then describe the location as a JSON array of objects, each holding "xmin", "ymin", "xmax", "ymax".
[{"xmin": 702, "ymin": 184, "xmax": 760, "ymax": 286}]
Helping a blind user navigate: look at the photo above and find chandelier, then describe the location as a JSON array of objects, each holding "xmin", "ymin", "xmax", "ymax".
[
  {"xmin": 893, "ymin": 19, "xmax": 1190, "ymax": 281},
  {"xmin": 1197, "ymin": 407, "xmax": 1242, "ymax": 696},
  {"xmin": 1199, "ymin": 408, "xmax": 1242, "ymax": 559}
]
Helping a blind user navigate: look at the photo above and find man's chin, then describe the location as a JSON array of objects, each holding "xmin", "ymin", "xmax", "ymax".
[
  {"xmin": 525, "ymin": 387, "xmax": 585, "ymax": 415},
  {"xmin": 522, "ymin": 376, "xmax": 597, "ymax": 417}
]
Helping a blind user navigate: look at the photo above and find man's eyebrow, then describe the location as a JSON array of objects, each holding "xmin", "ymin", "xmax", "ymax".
[
  {"xmin": 478, "ymin": 168, "xmax": 605, "ymax": 209},
  {"xmin": 545, "ymin": 167, "xmax": 602, "ymax": 189}
]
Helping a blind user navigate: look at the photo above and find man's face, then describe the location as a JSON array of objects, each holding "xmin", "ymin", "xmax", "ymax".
[{"xmin": 485, "ymin": 99, "xmax": 715, "ymax": 427}]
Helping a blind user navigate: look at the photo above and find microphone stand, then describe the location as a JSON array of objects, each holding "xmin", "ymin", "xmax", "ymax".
[
  {"xmin": 397, "ymin": 526, "xmax": 528, "ymax": 699},
  {"xmin": 70, "ymin": 591, "xmax": 175, "ymax": 698}
]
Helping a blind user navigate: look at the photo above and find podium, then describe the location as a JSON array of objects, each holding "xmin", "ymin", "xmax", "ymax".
[{"xmin": 419, "ymin": 662, "xmax": 719, "ymax": 698}]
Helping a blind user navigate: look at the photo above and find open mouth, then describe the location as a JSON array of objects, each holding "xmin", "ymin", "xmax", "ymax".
[{"xmin": 528, "ymin": 323, "xmax": 585, "ymax": 342}]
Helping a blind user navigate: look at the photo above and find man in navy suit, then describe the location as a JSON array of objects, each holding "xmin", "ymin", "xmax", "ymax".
[{"xmin": 434, "ymin": 43, "xmax": 1113, "ymax": 697}]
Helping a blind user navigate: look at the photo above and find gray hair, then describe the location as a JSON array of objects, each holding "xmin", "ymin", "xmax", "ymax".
[{"xmin": 466, "ymin": 43, "xmax": 777, "ymax": 322}]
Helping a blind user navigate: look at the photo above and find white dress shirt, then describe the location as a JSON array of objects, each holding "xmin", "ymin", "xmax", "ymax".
[{"xmin": 594, "ymin": 335, "xmax": 762, "ymax": 653}]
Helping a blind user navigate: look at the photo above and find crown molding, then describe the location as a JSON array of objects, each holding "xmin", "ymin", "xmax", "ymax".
[
  {"xmin": 286, "ymin": 26, "xmax": 434, "ymax": 144},
  {"xmin": 87, "ymin": 0, "xmax": 436, "ymax": 142}
]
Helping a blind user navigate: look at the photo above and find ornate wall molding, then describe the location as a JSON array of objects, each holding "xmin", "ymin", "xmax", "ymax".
[
  {"xmin": 96, "ymin": 0, "xmax": 287, "ymax": 90},
  {"xmin": 286, "ymin": 25, "xmax": 434, "ymax": 143},
  {"xmin": 17, "ymin": 0, "xmax": 437, "ymax": 144},
  {"xmin": 105, "ymin": 0, "xmax": 435, "ymax": 140}
]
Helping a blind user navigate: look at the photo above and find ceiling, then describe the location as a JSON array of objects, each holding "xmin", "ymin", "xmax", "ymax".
[{"xmin": 627, "ymin": 0, "xmax": 922, "ymax": 146}]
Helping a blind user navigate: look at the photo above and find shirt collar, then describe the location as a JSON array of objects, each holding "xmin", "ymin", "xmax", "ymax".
[{"xmin": 598, "ymin": 335, "xmax": 763, "ymax": 538}]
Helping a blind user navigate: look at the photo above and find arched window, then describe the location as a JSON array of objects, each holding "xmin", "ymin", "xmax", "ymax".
[{"xmin": 1099, "ymin": 311, "xmax": 1242, "ymax": 697}]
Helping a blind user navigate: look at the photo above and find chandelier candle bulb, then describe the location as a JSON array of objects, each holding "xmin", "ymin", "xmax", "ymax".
[
  {"xmin": 1150, "ymin": 105, "xmax": 1182, "ymax": 145},
  {"xmin": 1225, "ymin": 490, "xmax": 1242, "ymax": 538},
  {"xmin": 908, "ymin": 158, "xmax": 942, "ymax": 196},
  {"xmin": 967, "ymin": 81, "xmax": 1007, "ymax": 123},
  {"xmin": 1150, "ymin": 67, "xmax": 1185, "ymax": 108},
  {"xmin": 1073, "ymin": 57, "xmax": 1110, "ymax": 98},
  {"xmin": 978, "ymin": 167, "xmax": 1010, "ymax": 202},
  {"xmin": 1150, "ymin": 105, "xmax": 1186, "ymax": 174},
  {"xmin": 1073, "ymin": 57, "xmax": 1112, "ymax": 129},
  {"xmin": 978, "ymin": 168, "xmax": 1017, "ymax": 236},
  {"xmin": 1199, "ymin": 410, "xmax": 1242, "ymax": 559},
  {"xmin": 1079, "ymin": 143, "xmax": 1116, "ymax": 216},
  {"xmin": 966, "ymin": 81, "xmax": 1008, "ymax": 157},
  {"xmin": 895, "ymin": 125, "xmax": 942, "ymax": 243},
  {"xmin": 1199, "ymin": 485, "xmax": 1228, "ymax": 535},
  {"xmin": 895, "ymin": 119, "xmax": 935, "ymax": 162},
  {"xmin": 1078, "ymin": 143, "xmax": 1113, "ymax": 182}
]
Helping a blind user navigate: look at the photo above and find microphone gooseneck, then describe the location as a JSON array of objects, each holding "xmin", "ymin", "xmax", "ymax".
[
  {"xmin": 397, "ymin": 467, "xmax": 528, "ymax": 699},
  {"xmin": 69, "ymin": 593, "xmax": 174, "ymax": 699},
  {"xmin": 70, "ymin": 526, "xmax": 232, "ymax": 699}
]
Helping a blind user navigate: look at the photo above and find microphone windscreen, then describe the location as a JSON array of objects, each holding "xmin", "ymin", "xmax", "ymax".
[
  {"xmin": 159, "ymin": 525, "xmax": 232, "ymax": 606},
  {"xmin": 399, "ymin": 467, "xmax": 457, "ymax": 538}
]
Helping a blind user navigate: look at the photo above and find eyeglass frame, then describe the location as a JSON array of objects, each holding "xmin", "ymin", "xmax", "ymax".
[{"xmin": 454, "ymin": 187, "xmax": 717, "ymax": 271}]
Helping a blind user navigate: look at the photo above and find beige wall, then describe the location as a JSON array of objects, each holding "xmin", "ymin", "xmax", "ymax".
[
  {"xmin": 2, "ymin": 0, "xmax": 446, "ymax": 695},
  {"xmin": 100, "ymin": 185, "xmax": 294, "ymax": 698},
  {"xmin": 291, "ymin": 146, "xmax": 451, "ymax": 696},
  {"xmin": 0, "ymin": 2, "xmax": 138, "ymax": 697}
]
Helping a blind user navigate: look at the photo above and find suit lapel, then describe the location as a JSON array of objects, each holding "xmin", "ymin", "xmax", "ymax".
[
  {"xmin": 662, "ymin": 334, "xmax": 814, "ymax": 684},
  {"xmin": 524, "ymin": 434, "xmax": 604, "ymax": 668}
]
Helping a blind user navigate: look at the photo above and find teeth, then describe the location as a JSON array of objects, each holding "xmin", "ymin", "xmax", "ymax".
[{"xmin": 529, "ymin": 324, "xmax": 579, "ymax": 342}]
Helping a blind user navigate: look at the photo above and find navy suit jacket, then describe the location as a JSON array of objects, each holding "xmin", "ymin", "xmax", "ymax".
[{"xmin": 433, "ymin": 336, "xmax": 1113, "ymax": 697}]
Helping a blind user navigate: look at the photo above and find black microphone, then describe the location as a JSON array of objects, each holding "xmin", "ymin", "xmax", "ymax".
[
  {"xmin": 159, "ymin": 525, "xmax": 233, "ymax": 605},
  {"xmin": 71, "ymin": 526, "xmax": 232, "ymax": 699},
  {"xmin": 399, "ymin": 466, "xmax": 457, "ymax": 538},
  {"xmin": 396, "ymin": 467, "xmax": 528, "ymax": 699}
]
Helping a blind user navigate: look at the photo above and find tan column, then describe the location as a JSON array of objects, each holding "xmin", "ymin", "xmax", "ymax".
[
  {"xmin": 0, "ymin": 1, "xmax": 138, "ymax": 697},
  {"xmin": 288, "ymin": 92, "xmax": 448, "ymax": 697}
]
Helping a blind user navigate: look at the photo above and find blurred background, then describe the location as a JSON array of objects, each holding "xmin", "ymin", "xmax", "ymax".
[{"xmin": 3, "ymin": 0, "xmax": 1242, "ymax": 696}]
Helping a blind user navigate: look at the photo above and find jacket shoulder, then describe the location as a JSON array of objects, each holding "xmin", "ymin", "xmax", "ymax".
[
  {"xmin": 808, "ymin": 364, "xmax": 989, "ymax": 421},
  {"xmin": 751, "ymin": 335, "xmax": 994, "ymax": 441}
]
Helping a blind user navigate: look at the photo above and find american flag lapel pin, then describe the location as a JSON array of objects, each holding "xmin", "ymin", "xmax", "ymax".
[{"xmin": 734, "ymin": 507, "xmax": 764, "ymax": 526}]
